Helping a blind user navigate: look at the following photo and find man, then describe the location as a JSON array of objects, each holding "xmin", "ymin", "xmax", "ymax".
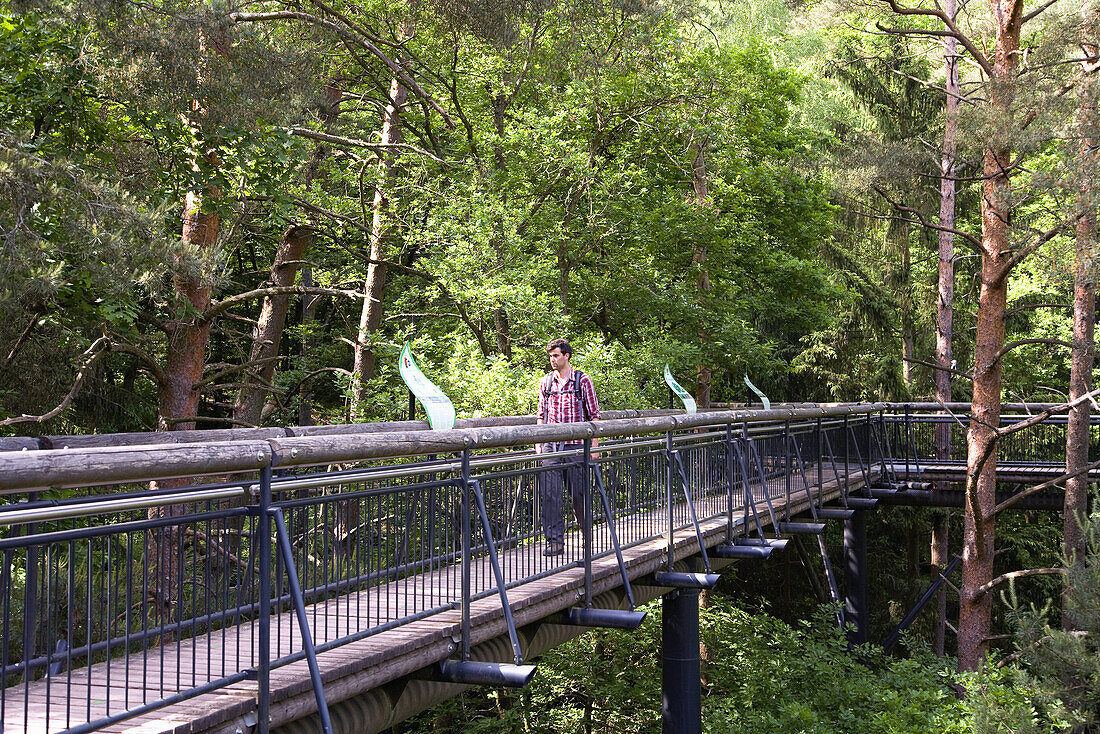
[{"xmin": 535, "ymin": 338, "xmax": 600, "ymax": 556}]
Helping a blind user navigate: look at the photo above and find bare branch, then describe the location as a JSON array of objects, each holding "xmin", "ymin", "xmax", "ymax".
[
  {"xmin": 903, "ymin": 355, "xmax": 973, "ymax": 380},
  {"xmin": 202, "ymin": 286, "xmax": 365, "ymax": 323},
  {"xmin": 289, "ymin": 127, "xmax": 446, "ymax": 164},
  {"xmin": 872, "ymin": 186, "xmax": 984, "ymax": 251},
  {"xmin": 994, "ymin": 337, "xmax": 1073, "ymax": 361},
  {"xmin": 3, "ymin": 309, "xmax": 43, "ymax": 368},
  {"xmin": 229, "ymin": 11, "xmax": 455, "ymax": 129},
  {"xmin": 977, "ymin": 568, "xmax": 1067, "ymax": 597},
  {"xmin": 1021, "ymin": 0, "xmax": 1061, "ymax": 25},
  {"xmin": 994, "ymin": 459, "xmax": 1100, "ymax": 515},
  {"xmin": 0, "ymin": 337, "xmax": 109, "ymax": 426},
  {"xmin": 875, "ymin": 0, "xmax": 993, "ymax": 74}
]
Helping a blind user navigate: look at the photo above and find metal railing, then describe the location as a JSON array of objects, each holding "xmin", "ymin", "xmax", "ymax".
[{"xmin": 0, "ymin": 405, "xmax": 887, "ymax": 734}]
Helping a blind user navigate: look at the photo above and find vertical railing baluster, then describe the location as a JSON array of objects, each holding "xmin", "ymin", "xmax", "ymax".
[
  {"xmin": 257, "ymin": 466, "xmax": 272, "ymax": 734},
  {"xmin": 665, "ymin": 431, "xmax": 675, "ymax": 571},
  {"xmin": 582, "ymin": 438, "xmax": 593, "ymax": 606},
  {"xmin": 460, "ymin": 449, "xmax": 472, "ymax": 662}
]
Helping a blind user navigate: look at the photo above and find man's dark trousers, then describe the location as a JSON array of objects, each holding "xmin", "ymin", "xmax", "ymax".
[{"xmin": 539, "ymin": 442, "xmax": 586, "ymax": 547}]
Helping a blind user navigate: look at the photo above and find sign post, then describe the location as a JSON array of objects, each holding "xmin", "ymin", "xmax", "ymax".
[
  {"xmin": 663, "ymin": 364, "xmax": 697, "ymax": 414},
  {"xmin": 399, "ymin": 344, "xmax": 456, "ymax": 430}
]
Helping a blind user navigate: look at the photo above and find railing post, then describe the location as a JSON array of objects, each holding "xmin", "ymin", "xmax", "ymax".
[
  {"xmin": 257, "ymin": 465, "xmax": 272, "ymax": 734},
  {"xmin": 582, "ymin": 438, "xmax": 593, "ymax": 607},
  {"xmin": 904, "ymin": 404, "xmax": 912, "ymax": 481},
  {"xmin": 816, "ymin": 416, "xmax": 824, "ymax": 506},
  {"xmin": 460, "ymin": 448, "xmax": 472, "ymax": 661},
  {"xmin": 665, "ymin": 430, "xmax": 675, "ymax": 571},
  {"xmin": 725, "ymin": 423, "xmax": 735, "ymax": 539},
  {"xmin": 22, "ymin": 492, "xmax": 38, "ymax": 687},
  {"xmin": 784, "ymin": 422, "xmax": 792, "ymax": 519}
]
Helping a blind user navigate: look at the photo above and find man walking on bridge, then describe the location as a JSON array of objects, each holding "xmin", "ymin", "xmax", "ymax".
[{"xmin": 536, "ymin": 338, "xmax": 600, "ymax": 556}]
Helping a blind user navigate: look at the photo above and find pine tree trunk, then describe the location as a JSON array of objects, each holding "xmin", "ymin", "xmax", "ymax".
[
  {"xmin": 1064, "ymin": 59, "xmax": 1096, "ymax": 626},
  {"xmin": 352, "ymin": 63, "xmax": 410, "ymax": 412},
  {"xmin": 150, "ymin": 172, "xmax": 220, "ymax": 632},
  {"xmin": 957, "ymin": 0, "xmax": 1022, "ymax": 671},
  {"xmin": 932, "ymin": 0, "xmax": 959, "ymax": 656},
  {"xmin": 232, "ymin": 225, "xmax": 313, "ymax": 427}
]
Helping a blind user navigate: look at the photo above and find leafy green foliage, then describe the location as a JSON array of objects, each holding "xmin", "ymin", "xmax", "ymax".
[{"xmin": 405, "ymin": 596, "xmax": 1066, "ymax": 734}]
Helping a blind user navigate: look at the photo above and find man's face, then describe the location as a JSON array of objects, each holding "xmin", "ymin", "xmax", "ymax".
[{"xmin": 547, "ymin": 347, "xmax": 569, "ymax": 371}]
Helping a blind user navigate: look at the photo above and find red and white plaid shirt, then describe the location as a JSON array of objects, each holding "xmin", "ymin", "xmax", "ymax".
[{"xmin": 538, "ymin": 370, "xmax": 600, "ymax": 438}]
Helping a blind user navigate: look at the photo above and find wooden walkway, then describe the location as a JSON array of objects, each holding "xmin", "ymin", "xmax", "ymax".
[
  {"xmin": 3, "ymin": 463, "xmax": 875, "ymax": 734},
  {"xmin": 887, "ymin": 461, "xmax": 1100, "ymax": 484}
]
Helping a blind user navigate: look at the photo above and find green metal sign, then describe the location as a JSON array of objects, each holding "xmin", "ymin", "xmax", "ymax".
[
  {"xmin": 743, "ymin": 374, "xmax": 771, "ymax": 410},
  {"xmin": 663, "ymin": 364, "xmax": 697, "ymax": 414},
  {"xmin": 399, "ymin": 343, "xmax": 456, "ymax": 430}
]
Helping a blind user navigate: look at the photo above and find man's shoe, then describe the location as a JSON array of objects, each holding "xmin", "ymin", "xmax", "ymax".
[{"xmin": 543, "ymin": 543, "xmax": 564, "ymax": 556}]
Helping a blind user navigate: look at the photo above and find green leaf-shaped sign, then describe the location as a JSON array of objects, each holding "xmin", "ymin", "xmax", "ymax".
[
  {"xmin": 743, "ymin": 374, "xmax": 771, "ymax": 410},
  {"xmin": 664, "ymin": 364, "xmax": 697, "ymax": 414},
  {"xmin": 399, "ymin": 343, "xmax": 456, "ymax": 430}
]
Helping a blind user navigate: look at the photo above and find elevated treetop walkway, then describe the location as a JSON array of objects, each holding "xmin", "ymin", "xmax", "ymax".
[{"xmin": 0, "ymin": 403, "xmax": 1087, "ymax": 734}]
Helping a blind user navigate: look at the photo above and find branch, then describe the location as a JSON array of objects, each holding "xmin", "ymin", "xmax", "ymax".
[
  {"xmin": 1021, "ymin": 0, "xmax": 1061, "ymax": 25},
  {"xmin": 977, "ymin": 568, "xmax": 1066, "ymax": 597},
  {"xmin": 196, "ymin": 356, "xmax": 283, "ymax": 389},
  {"xmin": 229, "ymin": 11, "xmax": 454, "ymax": 129},
  {"xmin": 202, "ymin": 286, "xmax": 365, "ymax": 322},
  {"xmin": 994, "ymin": 337, "xmax": 1073, "ymax": 361},
  {"xmin": 0, "ymin": 337, "xmax": 109, "ymax": 426},
  {"xmin": 875, "ymin": 0, "xmax": 993, "ymax": 74},
  {"xmin": 291, "ymin": 197, "xmax": 370, "ymax": 233},
  {"xmin": 999, "ymin": 215, "xmax": 1082, "ymax": 276},
  {"xmin": 996, "ymin": 387, "xmax": 1100, "ymax": 440},
  {"xmin": 994, "ymin": 459, "xmax": 1100, "ymax": 515},
  {"xmin": 289, "ymin": 127, "xmax": 447, "ymax": 164},
  {"xmin": 902, "ymin": 355, "xmax": 972, "ymax": 380},
  {"xmin": 872, "ymin": 185, "xmax": 983, "ymax": 251},
  {"xmin": 3, "ymin": 309, "xmax": 43, "ymax": 368}
]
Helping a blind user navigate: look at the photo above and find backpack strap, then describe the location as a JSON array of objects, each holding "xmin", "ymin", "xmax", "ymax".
[
  {"xmin": 540, "ymin": 370, "xmax": 590, "ymax": 422},
  {"xmin": 573, "ymin": 370, "xmax": 589, "ymax": 422}
]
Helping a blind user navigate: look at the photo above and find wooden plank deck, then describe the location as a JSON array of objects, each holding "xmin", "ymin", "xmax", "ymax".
[{"xmin": 2, "ymin": 462, "xmax": 875, "ymax": 734}]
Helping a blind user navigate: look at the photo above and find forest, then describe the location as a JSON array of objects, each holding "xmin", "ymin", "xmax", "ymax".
[{"xmin": 2, "ymin": 0, "xmax": 1100, "ymax": 728}]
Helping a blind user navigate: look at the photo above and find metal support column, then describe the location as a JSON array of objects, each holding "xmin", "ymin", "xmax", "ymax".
[
  {"xmin": 843, "ymin": 509, "xmax": 869, "ymax": 646},
  {"xmin": 662, "ymin": 587, "xmax": 702, "ymax": 734}
]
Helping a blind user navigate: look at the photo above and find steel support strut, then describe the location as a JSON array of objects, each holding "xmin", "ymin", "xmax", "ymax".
[
  {"xmin": 843, "ymin": 509, "xmax": 869, "ymax": 645},
  {"xmin": 662, "ymin": 586, "xmax": 702, "ymax": 734}
]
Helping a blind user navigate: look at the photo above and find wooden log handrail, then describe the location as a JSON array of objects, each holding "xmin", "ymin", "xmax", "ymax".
[{"xmin": 0, "ymin": 404, "xmax": 886, "ymax": 493}]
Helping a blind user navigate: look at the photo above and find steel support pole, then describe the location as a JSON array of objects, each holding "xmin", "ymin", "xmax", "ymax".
[
  {"xmin": 843, "ymin": 509, "xmax": 869, "ymax": 646},
  {"xmin": 662, "ymin": 588, "xmax": 702, "ymax": 734}
]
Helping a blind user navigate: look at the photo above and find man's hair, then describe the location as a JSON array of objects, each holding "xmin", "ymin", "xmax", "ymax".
[{"xmin": 546, "ymin": 338, "xmax": 572, "ymax": 356}]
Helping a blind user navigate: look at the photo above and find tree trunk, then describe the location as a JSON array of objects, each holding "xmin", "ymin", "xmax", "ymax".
[
  {"xmin": 1064, "ymin": 47, "xmax": 1097, "ymax": 627},
  {"xmin": 690, "ymin": 135, "xmax": 712, "ymax": 408},
  {"xmin": 956, "ymin": 0, "xmax": 1022, "ymax": 672},
  {"xmin": 932, "ymin": 0, "xmax": 959, "ymax": 656},
  {"xmin": 232, "ymin": 225, "xmax": 313, "ymax": 427},
  {"xmin": 150, "ymin": 162, "xmax": 221, "ymax": 631},
  {"xmin": 299, "ymin": 266, "xmax": 317, "ymax": 427},
  {"xmin": 352, "ymin": 59, "xmax": 410, "ymax": 412},
  {"xmin": 494, "ymin": 306, "xmax": 512, "ymax": 358}
]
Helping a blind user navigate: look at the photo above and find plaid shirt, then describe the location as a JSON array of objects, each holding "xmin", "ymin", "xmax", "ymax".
[{"xmin": 538, "ymin": 370, "xmax": 600, "ymax": 441}]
